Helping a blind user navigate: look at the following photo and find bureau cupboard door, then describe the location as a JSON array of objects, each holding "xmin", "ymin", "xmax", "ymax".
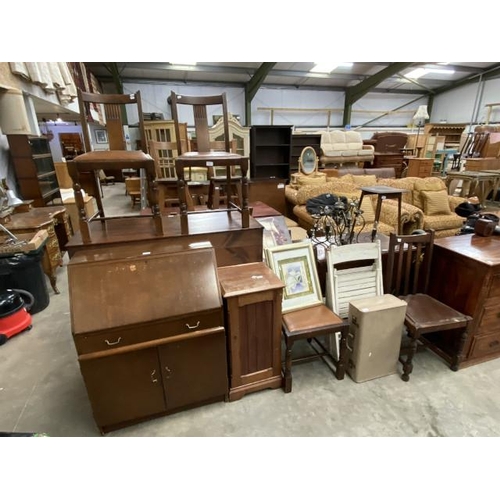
[
  {"xmin": 159, "ymin": 331, "xmax": 228, "ymax": 410},
  {"xmin": 79, "ymin": 348, "xmax": 166, "ymax": 428}
]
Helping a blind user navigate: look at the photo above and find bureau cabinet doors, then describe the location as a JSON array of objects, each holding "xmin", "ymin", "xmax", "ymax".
[
  {"xmin": 159, "ymin": 331, "xmax": 228, "ymax": 411},
  {"xmin": 79, "ymin": 348, "xmax": 166, "ymax": 428}
]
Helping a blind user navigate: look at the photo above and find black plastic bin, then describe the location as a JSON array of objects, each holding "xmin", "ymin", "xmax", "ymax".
[{"xmin": 0, "ymin": 246, "xmax": 50, "ymax": 314}]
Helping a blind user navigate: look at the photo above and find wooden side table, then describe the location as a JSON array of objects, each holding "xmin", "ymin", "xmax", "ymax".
[
  {"xmin": 3, "ymin": 207, "xmax": 72, "ymax": 293},
  {"xmin": 445, "ymin": 171, "xmax": 500, "ymax": 206},
  {"xmin": 359, "ymin": 185, "xmax": 408, "ymax": 240},
  {"xmin": 218, "ymin": 261, "xmax": 284, "ymax": 401}
]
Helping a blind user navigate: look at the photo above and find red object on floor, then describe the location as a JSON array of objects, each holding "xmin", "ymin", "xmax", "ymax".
[{"xmin": 0, "ymin": 307, "xmax": 32, "ymax": 339}]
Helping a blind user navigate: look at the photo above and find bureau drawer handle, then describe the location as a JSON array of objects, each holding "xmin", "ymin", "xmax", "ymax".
[
  {"xmin": 151, "ymin": 370, "xmax": 158, "ymax": 383},
  {"xmin": 186, "ymin": 321, "xmax": 200, "ymax": 330},
  {"xmin": 104, "ymin": 337, "xmax": 122, "ymax": 346},
  {"xmin": 489, "ymin": 340, "xmax": 500, "ymax": 348}
]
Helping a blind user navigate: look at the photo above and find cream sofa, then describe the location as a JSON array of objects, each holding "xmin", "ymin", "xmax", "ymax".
[
  {"xmin": 285, "ymin": 174, "xmax": 467, "ymax": 238},
  {"xmin": 320, "ymin": 130, "xmax": 375, "ymax": 167}
]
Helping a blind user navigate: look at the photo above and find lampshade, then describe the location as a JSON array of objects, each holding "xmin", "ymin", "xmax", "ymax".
[
  {"xmin": 0, "ymin": 88, "xmax": 32, "ymax": 135},
  {"xmin": 413, "ymin": 105, "xmax": 429, "ymax": 124},
  {"xmin": 6, "ymin": 189, "xmax": 23, "ymax": 207}
]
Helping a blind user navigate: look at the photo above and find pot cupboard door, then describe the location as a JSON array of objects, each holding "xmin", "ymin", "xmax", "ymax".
[
  {"xmin": 79, "ymin": 348, "xmax": 166, "ymax": 428},
  {"xmin": 159, "ymin": 331, "xmax": 228, "ymax": 410}
]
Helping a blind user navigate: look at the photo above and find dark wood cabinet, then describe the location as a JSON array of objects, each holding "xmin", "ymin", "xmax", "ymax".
[
  {"xmin": 428, "ymin": 234, "xmax": 500, "ymax": 368},
  {"xmin": 218, "ymin": 262, "xmax": 284, "ymax": 401},
  {"xmin": 290, "ymin": 133, "xmax": 322, "ymax": 172},
  {"xmin": 7, "ymin": 135, "xmax": 60, "ymax": 206},
  {"xmin": 250, "ymin": 125, "xmax": 292, "ymax": 180},
  {"xmin": 68, "ymin": 242, "xmax": 228, "ymax": 433}
]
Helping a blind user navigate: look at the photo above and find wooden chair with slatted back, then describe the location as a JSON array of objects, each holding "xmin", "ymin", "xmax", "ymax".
[
  {"xmin": 384, "ymin": 230, "xmax": 472, "ymax": 381},
  {"xmin": 68, "ymin": 89, "xmax": 163, "ymax": 243},
  {"xmin": 325, "ymin": 241, "xmax": 384, "ymax": 359},
  {"xmin": 206, "ymin": 139, "xmax": 242, "ymax": 209},
  {"xmin": 170, "ymin": 91, "xmax": 249, "ymax": 234}
]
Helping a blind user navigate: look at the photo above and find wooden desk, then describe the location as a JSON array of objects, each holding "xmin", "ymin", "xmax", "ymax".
[
  {"xmin": 68, "ymin": 243, "xmax": 227, "ymax": 433},
  {"xmin": 3, "ymin": 207, "xmax": 72, "ymax": 293},
  {"xmin": 428, "ymin": 234, "xmax": 500, "ymax": 368}
]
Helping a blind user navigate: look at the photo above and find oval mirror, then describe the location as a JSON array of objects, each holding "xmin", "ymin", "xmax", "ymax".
[{"xmin": 299, "ymin": 146, "xmax": 318, "ymax": 175}]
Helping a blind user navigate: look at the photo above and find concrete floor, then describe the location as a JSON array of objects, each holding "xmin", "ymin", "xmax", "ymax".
[{"xmin": 2, "ymin": 182, "xmax": 500, "ymax": 437}]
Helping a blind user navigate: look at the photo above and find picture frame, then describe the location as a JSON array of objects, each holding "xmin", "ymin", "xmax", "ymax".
[
  {"xmin": 256, "ymin": 215, "xmax": 292, "ymax": 249},
  {"xmin": 94, "ymin": 129, "xmax": 108, "ymax": 144},
  {"xmin": 265, "ymin": 241, "xmax": 323, "ymax": 313}
]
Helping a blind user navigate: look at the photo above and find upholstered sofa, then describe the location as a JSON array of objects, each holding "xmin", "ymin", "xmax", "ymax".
[
  {"xmin": 285, "ymin": 174, "xmax": 421, "ymax": 236},
  {"xmin": 319, "ymin": 130, "xmax": 375, "ymax": 167},
  {"xmin": 285, "ymin": 174, "xmax": 467, "ymax": 238}
]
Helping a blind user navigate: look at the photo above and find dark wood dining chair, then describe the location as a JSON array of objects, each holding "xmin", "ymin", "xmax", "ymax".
[
  {"xmin": 170, "ymin": 91, "xmax": 250, "ymax": 234},
  {"xmin": 384, "ymin": 230, "xmax": 472, "ymax": 381},
  {"xmin": 68, "ymin": 89, "xmax": 163, "ymax": 242}
]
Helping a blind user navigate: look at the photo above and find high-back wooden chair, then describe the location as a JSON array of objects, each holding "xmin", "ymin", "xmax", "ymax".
[
  {"xmin": 148, "ymin": 139, "xmax": 192, "ymax": 211},
  {"xmin": 68, "ymin": 89, "xmax": 163, "ymax": 242},
  {"xmin": 384, "ymin": 230, "xmax": 472, "ymax": 381},
  {"xmin": 170, "ymin": 91, "xmax": 249, "ymax": 234},
  {"xmin": 325, "ymin": 241, "xmax": 384, "ymax": 359}
]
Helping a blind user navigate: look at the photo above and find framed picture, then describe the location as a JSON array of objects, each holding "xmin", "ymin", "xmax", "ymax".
[
  {"xmin": 95, "ymin": 129, "xmax": 108, "ymax": 144},
  {"xmin": 256, "ymin": 215, "xmax": 292, "ymax": 249},
  {"xmin": 265, "ymin": 241, "xmax": 322, "ymax": 313}
]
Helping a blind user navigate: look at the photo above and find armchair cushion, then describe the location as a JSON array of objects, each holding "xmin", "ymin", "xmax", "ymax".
[{"xmin": 421, "ymin": 190, "xmax": 453, "ymax": 216}]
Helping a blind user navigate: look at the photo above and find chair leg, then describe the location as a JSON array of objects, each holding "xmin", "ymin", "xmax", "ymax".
[
  {"xmin": 284, "ymin": 336, "xmax": 293, "ymax": 394},
  {"xmin": 401, "ymin": 334, "xmax": 418, "ymax": 382},
  {"xmin": 451, "ymin": 327, "xmax": 469, "ymax": 371}
]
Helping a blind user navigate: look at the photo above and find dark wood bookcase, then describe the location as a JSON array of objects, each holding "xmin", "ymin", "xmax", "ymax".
[
  {"xmin": 250, "ymin": 125, "xmax": 292, "ymax": 180},
  {"xmin": 7, "ymin": 135, "xmax": 60, "ymax": 206}
]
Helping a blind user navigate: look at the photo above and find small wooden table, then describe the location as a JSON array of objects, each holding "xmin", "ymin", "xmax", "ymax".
[
  {"xmin": 3, "ymin": 207, "xmax": 72, "ymax": 293},
  {"xmin": 359, "ymin": 185, "xmax": 407, "ymax": 240},
  {"xmin": 445, "ymin": 170, "xmax": 500, "ymax": 205}
]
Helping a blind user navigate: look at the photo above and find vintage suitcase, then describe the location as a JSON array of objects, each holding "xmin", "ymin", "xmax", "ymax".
[{"xmin": 347, "ymin": 294, "xmax": 407, "ymax": 383}]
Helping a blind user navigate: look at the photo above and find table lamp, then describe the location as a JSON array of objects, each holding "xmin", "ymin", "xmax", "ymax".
[{"xmin": 413, "ymin": 105, "xmax": 429, "ymax": 157}]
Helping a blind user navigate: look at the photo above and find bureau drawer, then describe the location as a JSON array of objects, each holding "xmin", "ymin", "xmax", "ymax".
[
  {"xmin": 470, "ymin": 331, "xmax": 500, "ymax": 359},
  {"xmin": 477, "ymin": 301, "xmax": 500, "ymax": 336},
  {"xmin": 73, "ymin": 309, "xmax": 223, "ymax": 355}
]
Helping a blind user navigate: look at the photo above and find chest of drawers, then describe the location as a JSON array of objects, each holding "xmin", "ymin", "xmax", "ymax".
[{"xmin": 428, "ymin": 234, "xmax": 500, "ymax": 367}]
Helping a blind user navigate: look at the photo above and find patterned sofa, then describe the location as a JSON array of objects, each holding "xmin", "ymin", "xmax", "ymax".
[{"xmin": 285, "ymin": 174, "xmax": 467, "ymax": 238}]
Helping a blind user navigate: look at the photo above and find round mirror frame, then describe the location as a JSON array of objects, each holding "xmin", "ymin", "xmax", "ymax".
[{"xmin": 299, "ymin": 146, "xmax": 318, "ymax": 175}]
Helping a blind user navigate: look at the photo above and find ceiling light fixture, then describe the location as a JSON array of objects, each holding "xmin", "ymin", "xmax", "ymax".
[
  {"xmin": 406, "ymin": 67, "xmax": 455, "ymax": 80},
  {"xmin": 169, "ymin": 62, "xmax": 197, "ymax": 66},
  {"xmin": 311, "ymin": 62, "xmax": 353, "ymax": 73}
]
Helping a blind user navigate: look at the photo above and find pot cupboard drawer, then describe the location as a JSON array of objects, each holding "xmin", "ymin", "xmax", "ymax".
[
  {"xmin": 73, "ymin": 310, "xmax": 223, "ymax": 355},
  {"xmin": 470, "ymin": 331, "xmax": 500, "ymax": 359},
  {"xmin": 488, "ymin": 274, "xmax": 500, "ymax": 299}
]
